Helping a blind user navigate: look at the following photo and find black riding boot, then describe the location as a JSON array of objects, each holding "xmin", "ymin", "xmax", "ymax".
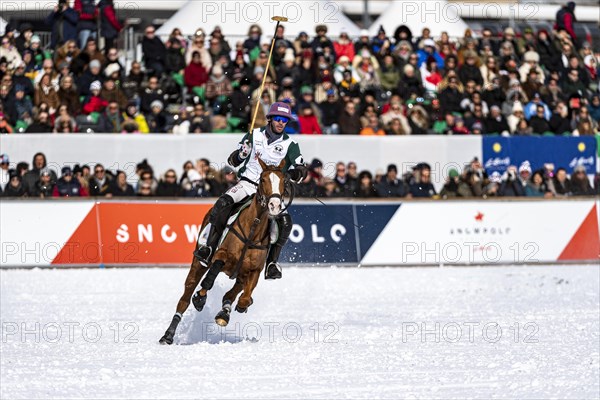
[
  {"xmin": 265, "ymin": 213, "xmax": 293, "ymax": 280},
  {"xmin": 194, "ymin": 195, "xmax": 234, "ymax": 266}
]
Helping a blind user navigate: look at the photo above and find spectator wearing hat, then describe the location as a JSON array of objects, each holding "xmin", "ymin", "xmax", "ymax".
[
  {"xmin": 80, "ymin": 37, "xmax": 105, "ymax": 66},
  {"xmin": 555, "ymin": 2, "xmax": 578, "ymax": 44},
  {"xmin": 205, "ymin": 64, "xmax": 233, "ymax": 110},
  {"xmin": 52, "ymin": 166, "xmax": 84, "ymax": 197},
  {"xmin": 77, "ymin": 59, "xmax": 103, "ymax": 96},
  {"xmin": 0, "ymin": 154, "xmax": 10, "ymax": 190},
  {"xmin": 97, "ymin": 0, "xmax": 122, "ymax": 51},
  {"xmin": 58, "ymin": 75, "xmax": 81, "ymax": 116},
  {"xmin": 440, "ymin": 169, "xmax": 461, "ymax": 198},
  {"xmin": 379, "ymin": 54, "xmax": 401, "ymax": 93},
  {"xmin": 519, "ymin": 51, "xmax": 545, "ymax": 84},
  {"xmin": 46, "ymin": 0, "xmax": 79, "ymax": 49},
  {"xmin": 82, "ymin": 80, "xmax": 108, "ymax": 114},
  {"xmin": 142, "ymin": 25, "xmax": 167, "ymax": 76},
  {"xmin": 417, "ymin": 39, "xmax": 444, "ymax": 70},
  {"xmin": 377, "ymin": 164, "xmax": 407, "ymax": 197},
  {"xmin": 31, "ymin": 167, "xmax": 56, "ymax": 198},
  {"xmin": 298, "ymin": 103, "xmax": 322, "ymax": 135},
  {"xmin": 570, "ymin": 165, "xmax": 594, "ymax": 196},
  {"xmin": 355, "ymin": 170, "xmax": 378, "ymax": 198},
  {"xmin": 146, "ymin": 100, "xmax": 167, "ymax": 133},
  {"xmin": 371, "ymin": 25, "xmax": 392, "ymax": 57},
  {"xmin": 12, "ymin": 60, "xmax": 34, "ymax": 98},
  {"xmin": 184, "ymin": 29, "xmax": 211, "ymax": 71},
  {"xmin": 165, "ymin": 38, "xmax": 186, "ymax": 75},
  {"xmin": 311, "ymin": 25, "xmax": 336, "ymax": 60}
]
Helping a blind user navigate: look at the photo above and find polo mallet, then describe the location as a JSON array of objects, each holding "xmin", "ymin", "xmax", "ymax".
[{"xmin": 247, "ymin": 16, "xmax": 289, "ymax": 139}]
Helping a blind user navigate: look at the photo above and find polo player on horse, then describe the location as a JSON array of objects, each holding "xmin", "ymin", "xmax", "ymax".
[{"xmin": 194, "ymin": 101, "xmax": 308, "ymax": 279}]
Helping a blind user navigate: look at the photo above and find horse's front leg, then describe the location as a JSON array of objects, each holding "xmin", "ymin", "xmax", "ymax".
[
  {"xmin": 159, "ymin": 257, "xmax": 208, "ymax": 345},
  {"xmin": 235, "ymin": 268, "xmax": 261, "ymax": 313}
]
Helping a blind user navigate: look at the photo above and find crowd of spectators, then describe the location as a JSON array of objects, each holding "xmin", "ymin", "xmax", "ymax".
[
  {"xmin": 1, "ymin": 152, "xmax": 597, "ymax": 199},
  {"xmin": 0, "ymin": 1, "xmax": 598, "ymax": 135}
]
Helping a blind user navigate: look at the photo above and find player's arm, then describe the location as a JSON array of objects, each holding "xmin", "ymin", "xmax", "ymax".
[
  {"xmin": 228, "ymin": 133, "xmax": 252, "ymax": 167},
  {"xmin": 285, "ymin": 142, "xmax": 308, "ymax": 183}
]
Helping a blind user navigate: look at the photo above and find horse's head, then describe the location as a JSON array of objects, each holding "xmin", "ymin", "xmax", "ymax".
[{"xmin": 257, "ymin": 157, "xmax": 286, "ymax": 216}]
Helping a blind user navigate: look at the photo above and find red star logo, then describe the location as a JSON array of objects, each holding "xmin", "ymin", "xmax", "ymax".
[{"xmin": 475, "ymin": 212, "xmax": 484, "ymax": 222}]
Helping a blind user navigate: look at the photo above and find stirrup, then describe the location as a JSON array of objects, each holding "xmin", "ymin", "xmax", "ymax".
[
  {"xmin": 265, "ymin": 262, "xmax": 282, "ymax": 280},
  {"xmin": 193, "ymin": 246, "xmax": 212, "ymax": 267}
]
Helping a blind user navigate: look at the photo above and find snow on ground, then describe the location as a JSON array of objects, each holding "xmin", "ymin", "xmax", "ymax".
[{"xmin": 1, "ymin": 266, "xmax": 599, "ymax": 399}]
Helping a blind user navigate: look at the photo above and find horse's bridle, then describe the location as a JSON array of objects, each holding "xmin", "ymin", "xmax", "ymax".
[{"xmin": 253, "ymin": 172, "xmax": 295, "ymax": 214}]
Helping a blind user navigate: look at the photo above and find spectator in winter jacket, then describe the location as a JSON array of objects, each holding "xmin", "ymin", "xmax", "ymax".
[
  {"xmin": 122, "ymin": 102, "xmax": 149, "ymax": 133},
  {"xmin": 35, "ymin": 74, "xmax": 61, "ymax": 112},
  {"xmin": 0, "ymin": 37, "xmax": 23, "ymax": 70},
  {"xmin": 339, "ymin": 101, "xmax": 361, "ymax": 135},
  {"xmin": 77, "ymin": 59, "xmax": 103, "ymax": 96},
  {"xmin": 58, "ymin": 75, "xmax": 81, "ymax": 116},
  {"xmin": 458, "ymin": 51, "xmax": 483, "ymax": 88},
  {"xmin": 499, "ymin": 166, "xmax": 526, "ymax": 197},
  {"xmin": 74, "ymin": 0, "xmax": 98, "ymax": 49},
  {"xmin": 555, "ymin": 2, "xmax": 577, "ymax": 43},
  {"xmin": 32, "ymin": 168, "xmax": 56, "ymax": 198},
  {"xmin": 82, "ymin": 80, "xmax": 108, "ymax": 114},
  {"xmin": 107, "ymin": 170, "xmax": 135, "ymax": 197},
  {"xmin": 377, "ymin": 164, "xmax": 407, "ymax": 197},
  {"xmin": 298, "ymin": 103, "xmax": 322, "ymax": 134},
  {"xmin": 141, "ymin": 25, "xmax": 167, "ymax": 76},
  {"xmin": 98, "ymin": 0, "xmax": 123, "ymax": 51},
  {"xmin": 12, "ymin": 85, "xmax": 33, "ymax": 123},
  {"xmin": 46, "ymin": 0, "xmax": 79, "ymax": 49},
  {"xmin": 100, "ymin": 77, "xmax": 127, "ymax": 110},
  {"xmin": 333, "ymin": 31, "xmax": 356, "ymax": 63},
  {"xmin": 417, "ymin": 39, "xmax": 444, "ymax": 70},
  {"xmin": 184, "ymin": 51, "xmax": 209, "ymax": 92},
  {"xmin": 88, "ymin": 164, "xmax": 111, "ymax": 196},
  {"xmin": 165, "ymin": 38, "xmax": 186, "ymax": 74},
  {"xmin": 410, "ymin": 165, "xmax": 437, "ymax": 198},
  {"xmin": 98, "ymin": 101, "xmax": 124, "ymax": 132},
  {"xmin": 53, "ymin": 166, "xmax": 84, "ymax": 197},
  {"xmin": 3, "ymin": 172, "xmax": 27, "ymax": 197},
  {"xmin": 156, "ymin": 170, "xmax": 181, "ymax": 197},
  {"xmin": 140, "ymin": 75, "xmax": 164, "ymax": 114},
  {"xmin": 146, "ymin": 100, "xmax": 167, "ymax": 133},
  {"xmin": 570, "ymin": 165, "xmax": 594, "ymax": 196}
]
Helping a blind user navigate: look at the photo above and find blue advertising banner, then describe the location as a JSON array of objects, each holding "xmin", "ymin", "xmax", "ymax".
[
  {"xmin": 482, "ymin": 136, "xmax": 597, "ymax": 175},
  {"xmin": 281, "ymin": 204, "xmax": 358, "ymax": 264}
]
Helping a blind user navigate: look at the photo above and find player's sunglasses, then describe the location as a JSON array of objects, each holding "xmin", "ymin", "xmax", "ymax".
[{"xmin": 272, "ymin": 116, "xmax": 289, "ymax": 123}]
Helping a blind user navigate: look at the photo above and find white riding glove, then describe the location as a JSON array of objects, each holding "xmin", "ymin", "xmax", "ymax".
[{"xmin": 239, "ymin": 139, "xmax": 252, "ymax": 159}]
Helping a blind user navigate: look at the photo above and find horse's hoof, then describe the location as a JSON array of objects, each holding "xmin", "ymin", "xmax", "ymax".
[
  {"xmin": 215, "ymin": 310, "xmax": 230, "ymax": 326},
  {"xmin": 159, "ymin": 334, "xmax": 173, "ymax": 345},
  {"xmin": 235, "ymin": 298, "xmax": 252, "ymax": 313},
  {"xmin": 192, "ymin": 291, "xmax": 207, "ymax": 312}
]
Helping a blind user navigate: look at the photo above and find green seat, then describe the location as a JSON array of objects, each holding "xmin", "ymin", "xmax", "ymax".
[
  {"xmin": 15, "ymin": 120, "xmax": 29, "ymax": 132},
  {"xmin": 192, "ymin": 86, "xmax": 206, "ymax": 103},
  {"xmin": 171, "ymin": 72, "xmax": 184, "ymax": 87},
  {"xmin": 227, "ymin": 117, "xmax": 244, "ymax": 132},
  {"xmin": 542, "ymin": 131, "xmax": 555, "ymax": 136}
]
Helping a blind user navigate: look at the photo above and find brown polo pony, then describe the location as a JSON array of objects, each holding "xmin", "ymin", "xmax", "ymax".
[{"xmin": 159, "ymin": 158, "xmax": 287, "ymax": 344}]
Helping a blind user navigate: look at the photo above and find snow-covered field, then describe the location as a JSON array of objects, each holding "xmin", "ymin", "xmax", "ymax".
[{"xmin": 1, "ymin": 266, "xmax": 599, "ymax": 399}]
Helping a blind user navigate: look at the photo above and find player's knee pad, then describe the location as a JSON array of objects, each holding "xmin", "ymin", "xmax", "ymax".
[{"xmin": 210, "ymin": 195, "xmax": 234, "ymax": 224}]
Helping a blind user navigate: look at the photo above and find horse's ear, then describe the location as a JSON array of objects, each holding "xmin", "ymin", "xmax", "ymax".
[
  {"xmin": 277, "ymin": 159, "xmax": 286, "ymax": 170},
  {"xmin": 257, "ymin": 157, "xmax": 267, "ymax": 171}
]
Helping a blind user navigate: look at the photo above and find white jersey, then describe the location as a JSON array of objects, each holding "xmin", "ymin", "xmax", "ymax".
[{"xmin": 237, "ymin": 127, "xmax": 303, "ymax": 183}]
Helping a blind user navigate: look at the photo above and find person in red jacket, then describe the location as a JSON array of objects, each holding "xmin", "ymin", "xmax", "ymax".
[
  {"xmin": 82, "ymin": 80, "xmax": 108, "ymax": 114},
  {"xmin": 73, "ymin": 0, "xmax": 98, "ymax": 49},
  {"xmin": 98, "ymin": 0, "xmax": 123, "ymax": 51},
  {"xmin": 298, "ymin": 103, "xmax": 322, "ymax": 134},
  {"xmin": 184, "ymin": 51, "xmax": 209, "ymax": 93},
  {"xmin": 333, "ymin": 31, "xmax": 356, "ymax": 63},
  {"xmin": 555, "ymin": 2, "xmax": 577, "ymax": 44}
]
